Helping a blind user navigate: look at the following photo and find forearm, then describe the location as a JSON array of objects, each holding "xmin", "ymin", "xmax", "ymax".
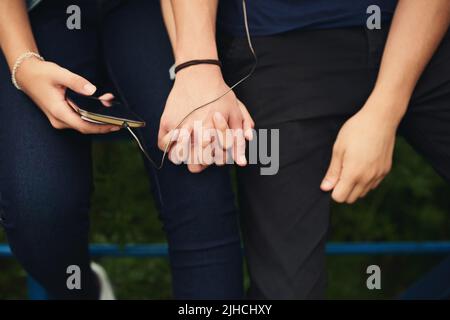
[
  {"xmin": 370, "ymin": 0, "xmax": 450, "ymax": 122},
  {"xmin": 0, "ymin": 0, "xmax": 38, "ymax": 72},
  {"xmin": 170, "ymin": 0, "xmax": 219, "ymax": 63},
  {"xmin": 161, "ymin": 0, "xmax": 177, "ymax": 55}
]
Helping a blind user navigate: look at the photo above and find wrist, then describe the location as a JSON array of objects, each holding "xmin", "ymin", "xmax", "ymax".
[
  {"xmin": 175, "ymin": 59, "xmax": 221, "ymax": 74},
  {"xmin": 12, "ymin": 52, "xmax": 44, "ymax": 90},
  {"xmin": 371, "ymin": 80, "xmax": 413, "ymax": 109},
  {"xmin": 362, "ymin": 90, "xmax": 409, "ymax": 128},
  {"xmin": 174, "ymin": 63, "xmax": 224, "ymax": 83},
  {"xmin": 14, "ymin": 57, "xmax": 46, "ymax": 91}
]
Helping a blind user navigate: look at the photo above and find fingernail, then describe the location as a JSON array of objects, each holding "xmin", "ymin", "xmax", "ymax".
[
  {"xmin": 111, "ymin": 127, "xmax": 121, "ymax": 132},
  {"xmin": 321, "ymin": 179, "xmax": 333, "ymax": 190},
  {"xmin": 83, "ymin": 83, "xmax": 97, "ymax": 95},
  {"xmin": 238, "ymin": 156, "xmax": 247, "ymax": 166}
]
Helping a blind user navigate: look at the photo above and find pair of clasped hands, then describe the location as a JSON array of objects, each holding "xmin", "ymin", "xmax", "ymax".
[
  {"xmin": 159, "ymin": 63, "xmax": 396, "ymax": 206},
  {"xmin": 18, "ymin": 58, "xmax": 397, "ymax": 204}
]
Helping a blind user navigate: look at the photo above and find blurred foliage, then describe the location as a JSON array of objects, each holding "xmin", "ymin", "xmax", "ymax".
[{"xmin": 1, "ymin": 137, "xmax": 449, "ymax": 299}]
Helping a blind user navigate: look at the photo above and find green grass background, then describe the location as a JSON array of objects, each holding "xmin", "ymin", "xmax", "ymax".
[{"xmin": 1, "ymin": 137, "xmax": 449, "ymax": 299}]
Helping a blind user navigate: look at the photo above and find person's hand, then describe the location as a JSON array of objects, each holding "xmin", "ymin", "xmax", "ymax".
[
  {"xmin": 15, "ymin": 57, "xmax": 121, "ymax": 134},
  {"xmin": 320, "ymin": 95, "xmax": 405, "ymax": 203},
  {"xmin": 158, "ymin": 65, "xmax": 254, "ymax": 173}
]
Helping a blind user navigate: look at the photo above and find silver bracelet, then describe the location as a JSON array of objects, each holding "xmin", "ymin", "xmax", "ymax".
[{"xmin": 11, "ymin": 51, "xmax": 45, "ymax": 90}]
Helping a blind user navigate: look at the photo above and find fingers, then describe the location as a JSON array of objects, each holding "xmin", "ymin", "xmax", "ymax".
[
  {"xmin": 370, "ymin": 177, "xmax": 384, "ymax": 191},
  {"xmin": 160, "ymin": 103, "xmax": 251, "ymax": 169},
  {"xmin": 360, "ymin": 177, "xmax": 383, "ymax": 198},
  {"xmin": 213, "ymin": 147, "xmax": 231, "ymax": 166},
  {"xmin": 160, "ymin": 119, "xmax": 212, "ymax": 170},
  {"xmin": 98, "ymin": 93, "xmax": 115, "ymax": 107},
  {"xmin": 321, "ymin": 140, "xmax": 392, "ymax": 204},
  {"xmin": 213, "ymin": 112, "xmax": 233, "ymax": 150},
  {"xmin": 199, "ymin": 120, "xmax": 214, "ymax": 148},
  {"xmin": 50, "ymin": 102, "xmax": 120, "ymax": 134},
  {"xmin": 345, "ymin": 184, "xmax": 366, "ymax": 204},
  {"xmin": 43, "ymin": 66, "xmax": 119, "ymax": 134},
  {"xmin": 192, "ymin": 118, "xmax": 216, "ymax": 166},
  {"xmin": 228, "ymin": 110, "xmax": 247, "ymax": 166},
  {"xmin": 359, "ymin": 184, "xmax": 373, "ymax": 198},
  {"xmin": 233, "ymin": 129, "xmax": 247, "ymax": 166},
  {"xmin": 331, "ymin": 173, "xmax": 356, "ymax": 204},
  {"xmin": 321, "ymin": 146, "xmax": 344, "ymax": 192},
  {"xmin": 157, "ymin": 128, "xmax": 180, "ymax": 152},
  {"xmin": 331, "ymin": 169, "xmax": 387, "ymax": 204},
  {"xmin": 187, "ymin": 163, "xmax": 207, "ymax": 173},
  {"xmin": 55, "ymin": 67, "xmax": 97, "ymax": 96},
  {"xmin": 187, "ymin": 142, "xmax": 207, "ymax": 173},
  {"xmin": 201, "ymin": 141, "xmax": 215, "ymax": 166},
  {"xmin": 237, "ymin": 100, "xmax": 255, "ymax": 140},
  {"xmin": 169, "ymin": 129, "xmax": 191, "ymax": 164}
]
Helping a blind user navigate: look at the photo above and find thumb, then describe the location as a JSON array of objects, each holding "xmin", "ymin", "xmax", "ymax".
[
  {"xmin": 56, "ymin": 67, "xmax": 97, "ymax": 96},
  {"xmin": 321, "ymin": 147, "xmax": 343, "ymax": 191}
]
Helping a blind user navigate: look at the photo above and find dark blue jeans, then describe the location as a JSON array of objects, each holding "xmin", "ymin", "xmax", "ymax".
[{"xmin": 0, "ymin": 0, "xmax": 243, "ymax": 299}]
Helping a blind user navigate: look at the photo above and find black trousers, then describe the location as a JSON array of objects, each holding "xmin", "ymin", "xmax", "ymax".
[{"xmin": 220, "ymin": 26, "xmax": 450, "ymax": 299}]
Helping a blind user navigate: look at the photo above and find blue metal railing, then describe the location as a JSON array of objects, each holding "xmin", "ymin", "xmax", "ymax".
[
  {"xmin": 4, "ymin": 242, "xmax": 450, "ymax": 258},
  {"xmin": 1, "ymin": 241, "xmax": 450, "ymax": 299}
]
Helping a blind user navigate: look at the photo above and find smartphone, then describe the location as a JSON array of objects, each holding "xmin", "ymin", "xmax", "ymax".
[{"xmin": 65, "ymin": 89, "xmax": 146, "ymax": 128}]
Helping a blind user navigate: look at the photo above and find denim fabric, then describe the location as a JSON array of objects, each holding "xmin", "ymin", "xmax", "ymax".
[{"xmin": 0, "ymin": 0, "xmax": 243, "ymax": 299}]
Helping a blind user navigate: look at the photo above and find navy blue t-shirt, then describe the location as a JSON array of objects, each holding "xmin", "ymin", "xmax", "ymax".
[{"xmin": 218, "ymin": 0, "xmax": 398, "ymax": 36}]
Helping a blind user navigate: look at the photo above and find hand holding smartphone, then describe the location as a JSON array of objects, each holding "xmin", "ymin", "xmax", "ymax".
[{"xmin": 65, "ymin": 89, "xmax": 146, "ymax": 128}]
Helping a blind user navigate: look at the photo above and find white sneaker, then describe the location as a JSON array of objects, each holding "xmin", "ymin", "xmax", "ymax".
[{"xmin": 91, "ymin": 262, "xmax": 116, "ymax": 300}]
